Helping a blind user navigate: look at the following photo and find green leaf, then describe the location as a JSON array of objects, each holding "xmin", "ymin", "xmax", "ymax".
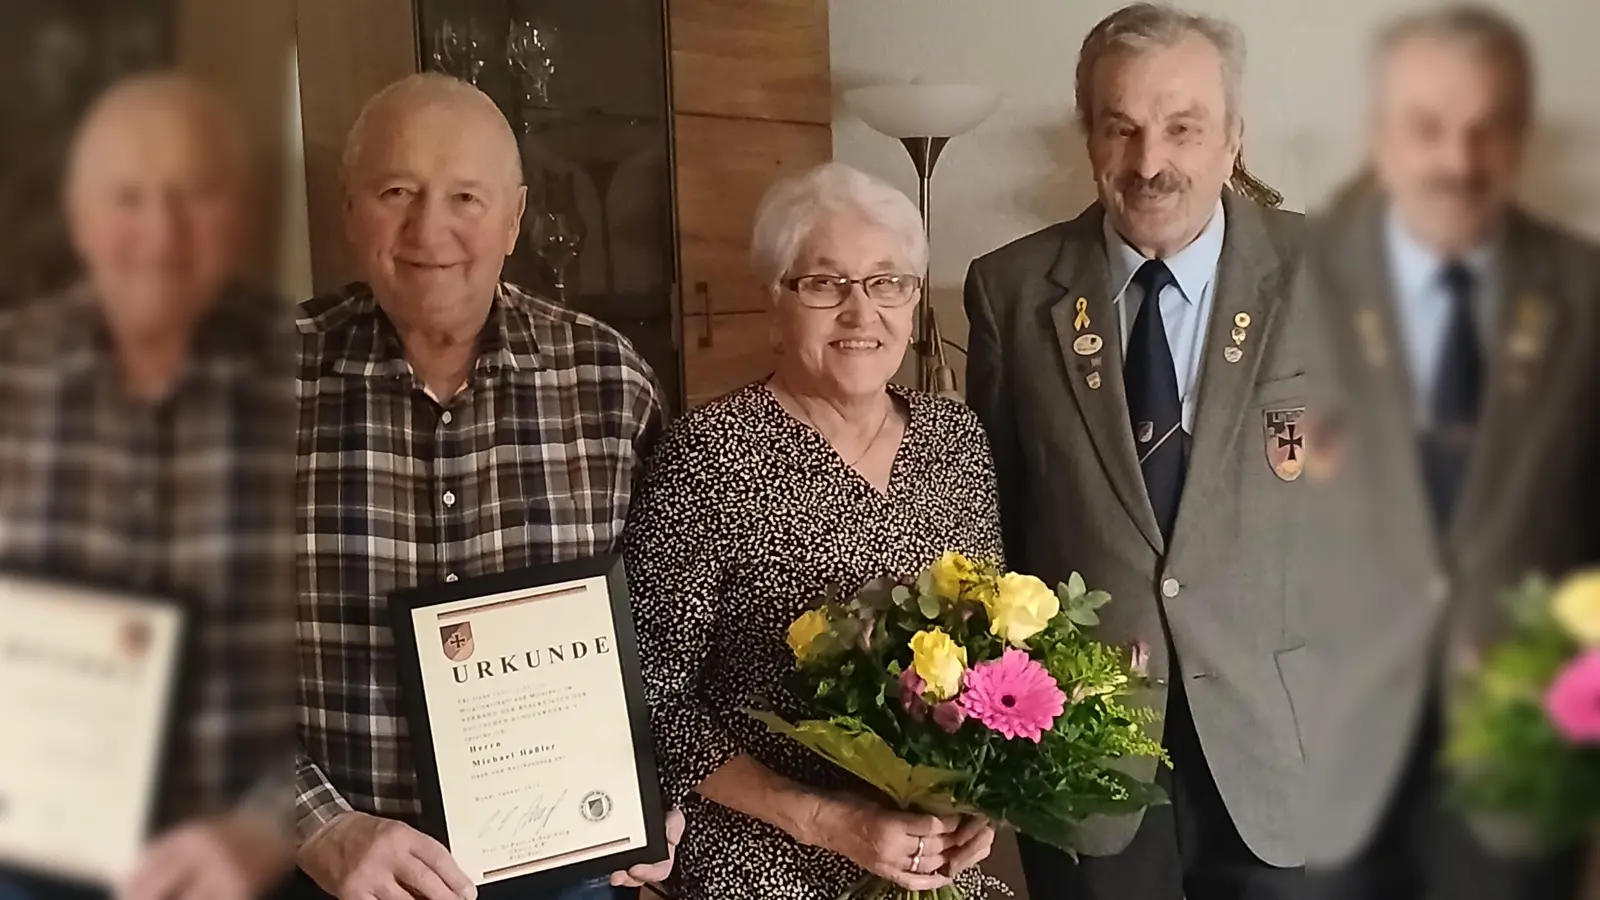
[
  {"xmin": 891, "ymin": 585, "xmax": 914, "ymax": 608},
  {"xmin": 1064, "ymin": 605, "xmax": 1100, "ymax": 627},
  {"xmin": 1081, "ymin": 590, "xmax": 1112, "ymax": 611},
  {"xmin": 1065, "ymin": 572, "xmax": 1087, "ymax": 601},
  {"xmin": 1000, "ymin": 804, "xmax": 1082, "ymax": 854},
  {"xmin": 918, "ymin": 592, "xmax": 943, "ymax": 620},
  {"xmin": 745, "ymin": 710, "xmax": 966, "ymax": 811}
]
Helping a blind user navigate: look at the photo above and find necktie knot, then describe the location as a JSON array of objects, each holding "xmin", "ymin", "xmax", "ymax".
[
  {"xmin": 1132, "ymin": 259, "xmax": 1175, "ymax": 299},
  {"xmin": 1441, "ymin": 261, "xmax": 1475, "ymax": 305}
]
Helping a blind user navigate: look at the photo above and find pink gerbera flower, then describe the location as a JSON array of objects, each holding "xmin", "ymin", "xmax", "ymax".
[
  {"xmin": 1546, "ymin": 650, "xmax": 1600, "ymax": 744},
  {"xmin": 958, "ymin": 648, "xmax": 1066, "ymax": 742}
]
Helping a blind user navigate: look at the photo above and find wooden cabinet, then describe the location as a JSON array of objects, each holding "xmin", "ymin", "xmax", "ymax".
[
  {"xmin": 682, "ymin": 309, "xmax": 777, "ymax": 408},
  {"xmin": 669, "ymin": 0, "xmax": 829, "ymax": 124},
  {"xmin": 668, "ymin": 0, "xmax": 831, "ymax": 408},
  {"xmin": 674, "ymin": 114, "xmax": 832, "ymax": 317}
]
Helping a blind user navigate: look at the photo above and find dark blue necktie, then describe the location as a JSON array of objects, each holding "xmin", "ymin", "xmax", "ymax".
[
  {"xmin": 1125, "ymin": 259, "xmax": 1186, "ymax": 541},
  {"xmin": 1421, "ymin": 261, "xmax": 1483, "ymax": 528}
]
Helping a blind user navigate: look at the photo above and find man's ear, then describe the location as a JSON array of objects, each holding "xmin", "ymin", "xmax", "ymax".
[
  {"xmin": 506, "ymin": 184, "xmax": 528, "ymax": 258},
  {"xmin": 341, "ymin": 189, "xmax": 358, "ymax": 254}
]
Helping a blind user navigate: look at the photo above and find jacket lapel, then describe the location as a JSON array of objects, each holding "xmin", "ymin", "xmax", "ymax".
[
  {"xmin": 1167, "ymin": 195, "xmax": 1282, "ymax": 554},
  {"xmin": 1448, "ymin": 211, "xmax": 1571, "ymax": 554},
  {"xmin": 1047, "ymin": 207, "xmax": 1164, "ymax": 553},
  {"xmin": 1335, "ymin": 201, "xmax": 1444, "ymax": 568}
]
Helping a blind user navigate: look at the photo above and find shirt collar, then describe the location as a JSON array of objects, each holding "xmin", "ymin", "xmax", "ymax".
[
  {"xmin": 58, "ymin": 282, "xmax": 277, "ymax": 383},
  {"xmin": 1104, "ymin": 198, "xmax": 1227, "ymax": 305},
  {"xmin": 1384, "ymin": 205, "xmax": 1499, "ymax": 300},
  {"xmin": 327, "ymin": 282, "xmax": 544, "ymax": 380}
]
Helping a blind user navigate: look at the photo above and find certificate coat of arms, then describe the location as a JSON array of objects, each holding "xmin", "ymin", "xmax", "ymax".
[{"xmin": 440, "ymin": 622, "xmax": 474, "ymax": 662}]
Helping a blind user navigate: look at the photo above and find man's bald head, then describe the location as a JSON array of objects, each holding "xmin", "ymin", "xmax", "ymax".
[
  {"xmin": 342, "ymin": 73, "xmax": 522, "ymax": 192},
  {"xmin": 341, "ymin": 74, "xmax": 528, "ymax": 344},
  {"xmin": 66, "ymin": 72, "xmax": 252, "ymax": 339}
]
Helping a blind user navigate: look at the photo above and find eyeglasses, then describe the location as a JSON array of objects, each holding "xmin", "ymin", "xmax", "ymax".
[{"xmin": 781, "ymin": 273, "xmax": 923, "ymax": 309}]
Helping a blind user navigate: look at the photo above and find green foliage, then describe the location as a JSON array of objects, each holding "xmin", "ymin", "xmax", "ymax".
[
  {"xmin": 1445, "ymin": 574, "xmax": 1600, "ymax": 849},
  {"xmin": 746, "ymin": 711, "xmax": 965, "ymax": 812}
]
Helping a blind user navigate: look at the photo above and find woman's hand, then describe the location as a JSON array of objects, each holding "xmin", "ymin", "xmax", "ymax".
[
  {"xmin": 805, "ymin": 795, "xmax": 971, "ymax": 891},
  {"xmin": 941, "ymin": 815, "xmax": 997, "ymax": 877}
]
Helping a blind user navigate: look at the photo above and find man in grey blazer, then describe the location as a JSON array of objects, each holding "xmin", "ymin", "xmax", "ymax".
[
  {"xmin": 1301, "ymin": 7, "xmax": 1600, "ymax": 900},
  {"xmin": 963, "ymin": 4, "xmax": 1312, "ymax": 899}
]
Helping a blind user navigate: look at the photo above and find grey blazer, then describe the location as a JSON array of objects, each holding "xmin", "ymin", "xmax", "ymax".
[
  {"xmin": 964, "ymin": 190, "xmax": 1314, "ymax": 865},
  {"xmin": 1298, "ymin": 196, "xmax": 1600, "ymax": 865}
]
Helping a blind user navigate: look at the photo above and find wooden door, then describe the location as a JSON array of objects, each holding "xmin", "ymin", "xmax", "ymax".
[
  {"xmin": 669, "ymin": 0, "xmax": 829, "ymax": 124},
  {"xmin": 295, "ymin": 0, "xmax": 418, "ymax": 293},
  {"xmin": 674, "ymin": 114, "xmax": 831, "ymax": 317}
]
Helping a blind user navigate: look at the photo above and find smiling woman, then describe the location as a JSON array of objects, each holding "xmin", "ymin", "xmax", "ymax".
[
  {"xmin": 623, "ymin": 162, "xmax": 1007, "ymax": 899},
  {"xmin": 750, "ymin": 162, "xmax": 928, "ymax": 490}
]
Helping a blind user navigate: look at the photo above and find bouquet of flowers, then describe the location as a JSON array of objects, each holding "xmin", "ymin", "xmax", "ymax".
[
  {"xmin": 1445, "ymin": 570, "xmax": 1600, "ymax": 849},
  {"xmin": 751, "ymin": 551, "xmax": 1168, "ymax": 899}
]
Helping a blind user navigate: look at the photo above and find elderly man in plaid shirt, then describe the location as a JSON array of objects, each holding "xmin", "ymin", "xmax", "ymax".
[
  {"xmin": 290, "ymin": 75, "xmax": 681, "ymax": 900},
  {"xmin": 0, "ymin": 75, "xmax": 295, "ymax": 900}
]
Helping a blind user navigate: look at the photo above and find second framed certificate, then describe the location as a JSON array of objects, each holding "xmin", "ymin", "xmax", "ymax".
[{"xmin": 389, "ymin": 555, "xmax": 666, "ymax": 896}]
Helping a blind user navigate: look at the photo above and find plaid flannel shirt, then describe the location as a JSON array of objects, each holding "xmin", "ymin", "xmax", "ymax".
[
  {"xmin": 293, "ymin": 281, "xmax": 662, "ymax": 843},
  {"xmin": 0, "ymin": 284, "xmax": 296, "ymax": 827}
]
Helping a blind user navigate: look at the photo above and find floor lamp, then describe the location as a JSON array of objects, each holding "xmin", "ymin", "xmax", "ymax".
[{"xmin": 843, "ymin": 83, "xmax": 1000, "ymax": 399}]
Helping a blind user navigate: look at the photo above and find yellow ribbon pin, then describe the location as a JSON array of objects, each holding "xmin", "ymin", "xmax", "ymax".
[{"xmin": 1073, "ymin": 297, "xmax": 1091, "ymax": 331}]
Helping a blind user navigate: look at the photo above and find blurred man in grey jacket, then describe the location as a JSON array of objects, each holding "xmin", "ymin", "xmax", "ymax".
[{"xmin": 1301, "ymin": 7, "xmax": 1600, "ymax": 900}]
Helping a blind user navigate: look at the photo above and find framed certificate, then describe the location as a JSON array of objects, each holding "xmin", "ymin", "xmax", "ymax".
[
  {"xmin": 389, "ymin": 555, "xmax": 667, "ymax": 896},
  {"xmin": 0, "ymin": 570, "xmax": 188, "ymax": 890}
]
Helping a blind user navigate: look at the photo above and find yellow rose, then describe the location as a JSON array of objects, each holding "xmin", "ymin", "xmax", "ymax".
[
  {"xmin": 1553, "ymin": 571, "xmax": 1600, "ymax": 645},
  {"xmin": 910, "ymin": 628, "xmax": 968, "ymax": 700},
  {"xmin": 985, "ymin": 572, "xmax": 1061, "ymax": 645},
  {"xmin": 787, "ymin": 609, "xmax": 832, "ymax": 662},
  {"xmin": 927, "ymin": 551, "xmax": 978, "ymax": 601}
]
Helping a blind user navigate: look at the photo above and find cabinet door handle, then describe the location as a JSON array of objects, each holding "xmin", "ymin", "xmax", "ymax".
[{"xmin": 695, "ymin": 281, "xmax": 713, "ymax": 347}]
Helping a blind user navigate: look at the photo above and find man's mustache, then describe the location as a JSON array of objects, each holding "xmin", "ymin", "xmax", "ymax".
[
  {"xmin": 1117, "ymin": 169, "xmax": 1188, "ymax": 197},
  {"xmin": 1421, "ymin": 172, "xmax": 1490, "ymax": 201}
]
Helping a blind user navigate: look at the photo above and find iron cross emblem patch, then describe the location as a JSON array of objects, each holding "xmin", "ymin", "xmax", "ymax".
[
  {"xmin": 440, "ymin": 622, "xmax": 475, "ymax": 662},
  {"xmin": 1264, "ymin": 407, "xmax": 1307, "ymax": 482}
]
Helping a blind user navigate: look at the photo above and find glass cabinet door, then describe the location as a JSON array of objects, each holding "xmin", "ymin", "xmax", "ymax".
[
  {"xmin": 0, "ymin": 0, "xmax": 174, "ymax": 309},
  {"xmin": 415, "ymin": 0, "xmax": 681, "ymax": 415}
]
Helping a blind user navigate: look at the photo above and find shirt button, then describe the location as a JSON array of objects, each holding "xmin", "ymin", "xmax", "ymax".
[
  {"xmin": 1161, "ymin": 577, "xmax": 1181, "ymax": 599},
  {"xmin": 443, "ymin": 490, "xmax": 456, "ymax": 507},
  {"xmin": 1429, "ymin": 573, "xmax": 1450, "ymax": 604},
  {"xmin": 441, "ymin": 410, "xmax": 453, "ymax": 425},
  {"xmin": 445, "ymin": 573, "xmax": 459, "ymax": 583}
]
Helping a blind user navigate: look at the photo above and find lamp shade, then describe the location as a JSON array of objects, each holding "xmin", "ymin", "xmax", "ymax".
[{"xmin": 843, "ymin": 83, "xmax": 1000, "ymax": 139}]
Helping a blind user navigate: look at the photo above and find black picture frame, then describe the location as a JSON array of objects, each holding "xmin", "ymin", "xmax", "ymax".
[
  {"xmin": 387, "ymin": 554, "xmax": 666, "ymax": 897},
  {"xmin": 0, "ymin": 566, "xmax": 191, "ymax": 894}
]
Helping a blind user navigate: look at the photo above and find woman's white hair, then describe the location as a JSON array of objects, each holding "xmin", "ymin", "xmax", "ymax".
[{"xmin": 749, "ymin": 162, "xmax": 928, "ymax": 294}]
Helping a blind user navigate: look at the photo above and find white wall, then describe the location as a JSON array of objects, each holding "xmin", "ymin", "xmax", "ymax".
[{"xmin": 832, "ymin": 0, "xmax": 1600, "ymax": 374}]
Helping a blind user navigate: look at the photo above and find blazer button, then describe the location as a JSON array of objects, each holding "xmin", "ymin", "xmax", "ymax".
[{"xmin": 1161, "ymin": 577, "xmax": 1181, "ymax": 599}]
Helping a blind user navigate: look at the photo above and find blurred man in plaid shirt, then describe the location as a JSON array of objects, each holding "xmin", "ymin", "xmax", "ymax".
[
  {"xmin": 289, "ymin": 74, "xmax": 680, "ymax": 900},
  {"xmin": 0, "ymin": 74, "xmax": 296, "ymax": 900}
]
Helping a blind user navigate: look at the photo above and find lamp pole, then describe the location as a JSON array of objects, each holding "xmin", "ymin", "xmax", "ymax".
[{"xmin": 900, "ymin": 136, "xmax": 950, "ymax": 393}]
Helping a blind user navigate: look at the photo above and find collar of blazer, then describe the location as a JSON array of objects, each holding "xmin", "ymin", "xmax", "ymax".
[
  {"xmin": 1324, "ymin": 193, "xmax": 1577, "ymax": 559},
  {"xmin": 1045, "ymin": 189, "xmax": 1296, "ymax": 557}
]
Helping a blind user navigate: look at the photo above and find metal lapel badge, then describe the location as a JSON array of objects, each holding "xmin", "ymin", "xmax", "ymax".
[{"xmin": 1264, "ymin": 407, "xmax": 1308, "ymax": 482}]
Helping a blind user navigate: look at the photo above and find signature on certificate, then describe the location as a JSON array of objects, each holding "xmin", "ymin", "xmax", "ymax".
[{"xmin": 478, "ymin": 790, "xmax": 570, "ymax": 841}]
